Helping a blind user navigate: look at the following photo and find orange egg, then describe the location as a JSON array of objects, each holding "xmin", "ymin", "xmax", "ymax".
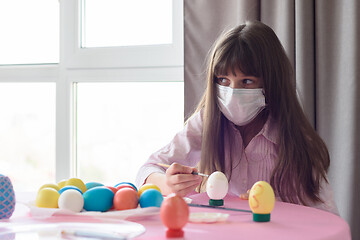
[
  {"xmin": 160, "ymin": 193, "xmax": 189, "ymax": 238},
  {"xmin": 113, "ymin": 188, "xmax": 139, "ymax": 210}
]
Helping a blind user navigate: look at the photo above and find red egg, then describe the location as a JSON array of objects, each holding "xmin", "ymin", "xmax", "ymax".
[
  {"xmin": 115, "ymin": 184, "xmax": 136, "ymax": 192},
  {"xmin": 113, "ymin": 188, "xmax": 139, "ymax": 210},
  {"xmin": 106, "ymin": 186, "xmax": 118, "ymax": 194},
  {"xmin": 105, "ymin": 186, "xmax": 118, "ymax": 210},
  {"xmin": 160, "ymin": 193, "xmax": 189, "ymax": 238}
]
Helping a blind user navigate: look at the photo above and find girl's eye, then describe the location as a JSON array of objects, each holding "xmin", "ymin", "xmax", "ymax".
[
  {"xmin": 243, "ymin": 79, "xmax": 254, "ymax": 85},
  {"xmin": 216, "ymin": 78, "xmax": 229, "ymax": 85}
]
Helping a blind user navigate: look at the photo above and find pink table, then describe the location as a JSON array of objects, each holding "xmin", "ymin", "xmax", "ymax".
[
  {"xmin": 134, "ymin": 193, "xmax": 351, "ymax": 240},
  {"xmin": 0, "ymin": 192, "xmax": 351, "ymax": 240}
]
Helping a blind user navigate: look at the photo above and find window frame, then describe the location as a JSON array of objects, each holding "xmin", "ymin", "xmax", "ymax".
[
  {"xmin": 0, "ymin": 0, "xmax": 184, "ymax": 183},
  {"xmin": 63, "ymin": 0, "xmax": 184, "ymax": 69}
]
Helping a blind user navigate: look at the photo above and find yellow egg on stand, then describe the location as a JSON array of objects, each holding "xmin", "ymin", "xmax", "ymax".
[{"xmin": 248, "ymin": 181, "xmax": 275, "ymax": 222}]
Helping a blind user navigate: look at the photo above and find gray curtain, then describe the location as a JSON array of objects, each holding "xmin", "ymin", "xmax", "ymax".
[{"xmin": 184, "ymin": 0, "xmax": 359, "ymax": 239}]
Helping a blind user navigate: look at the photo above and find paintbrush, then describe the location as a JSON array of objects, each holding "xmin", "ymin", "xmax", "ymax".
[
  {"xmin": 188, "ymin": 203, "xmax": 252, "ymax": 213},
  {"xmin": 156, "ymin": 163, "xmax": 209, "ymax": 177}
]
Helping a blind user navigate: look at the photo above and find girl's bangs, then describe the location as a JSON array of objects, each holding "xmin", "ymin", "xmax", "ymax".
[{"xmin": 213, "ymin": 41, "xmax": 259, "ymax": 78}]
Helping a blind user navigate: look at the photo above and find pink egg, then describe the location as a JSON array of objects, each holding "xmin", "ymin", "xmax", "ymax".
[
  {"xmin": 160, "ymin": 193, "xmax": 189, "ymax": 238},
  {"xmin": 113, "ymin": 188, "xmax": 139, "ymax": 210}
]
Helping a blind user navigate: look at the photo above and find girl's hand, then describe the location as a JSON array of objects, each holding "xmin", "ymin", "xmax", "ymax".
[
  {"xmin": 239, "ymin": 189, "xmax": 250, "ymax": 200},
  {"xmin": 165, "ymin": 163, "xmax": 202, "ymax": 197}
]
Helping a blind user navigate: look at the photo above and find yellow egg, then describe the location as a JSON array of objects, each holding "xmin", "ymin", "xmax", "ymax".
[
  {"xmin": 36, "ymin": 187, "xmax": 60, "ymax": 208},
  {"xmin": 57, "ymin": 179, "xmax": 67, "ymax": 189},
  {"xmin": 138, "ymin": 183, "xmax": 161, "ymax": 197},
  {"xmin": 248, "ymin": 181, "xmax": 275, "ymax": 214},
  {"xmin": 38, "ymin": 183, "xmax": 60, "ymax": 192},
  {"xmin": 65, "ymin": 178, "xmax": 87, "ymax": 193}
]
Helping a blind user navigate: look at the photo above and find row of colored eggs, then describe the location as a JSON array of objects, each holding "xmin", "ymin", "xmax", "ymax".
[{"xmin": 36, "ymin": 178, "xmax": 164, "ymax": 212}]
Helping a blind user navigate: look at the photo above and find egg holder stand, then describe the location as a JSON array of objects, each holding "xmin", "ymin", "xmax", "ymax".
[{"xmin": 209, "ymin": 199, "xmax": 224, "ymax": 206}]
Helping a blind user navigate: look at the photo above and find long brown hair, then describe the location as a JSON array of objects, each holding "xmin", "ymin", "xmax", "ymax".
[{"xmin": 194, "ymin": 21, "xmax": 329, "ymax": 205}]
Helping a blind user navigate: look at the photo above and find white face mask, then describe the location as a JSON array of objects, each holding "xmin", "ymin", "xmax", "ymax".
[{"xmin": 217, "ymin": 84, "xmax": 266, "ymax": 126}]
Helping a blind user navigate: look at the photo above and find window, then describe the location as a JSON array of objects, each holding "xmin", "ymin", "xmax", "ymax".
[
  {"xmin": 82, "ymin": 0, "xmax": 172, "ymax": 47},
  {"xmin": 0, "ymin": 0, "xmax": 59, "ymax": 65},
  {"xmin": 75, "ymin": 82, "xmax": 183, "ymax": 184},
  {"xmin": 0, "ymin": 0, "xmax": 184, "ymax": 191},
  {"xmin": 0, "ymin": 83, "xmax": 55, "ymax": 190}
]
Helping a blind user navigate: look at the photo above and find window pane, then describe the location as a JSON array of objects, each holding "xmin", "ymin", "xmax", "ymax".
[
  {"xmin": 0, "ymin": 83, "xmax": 56, "ymax": 191},
  {"xmin": 0, "ymin": 0, "xmax": 59, "ymax": 65},
  {"xmin": 82, "ymin": 0, "xmax": 172, "ymax": 47},
  {"xmin": 76, "ymin": 82, "xmax": 184, "ymax": 185}
]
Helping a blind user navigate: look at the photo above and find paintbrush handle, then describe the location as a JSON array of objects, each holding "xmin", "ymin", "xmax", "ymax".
[
  {"xmin": 188, "ymin": 203, "xmax": 252, "ymax": 213},
  {"xmin": 156, "ymin": 163, "xmax": 171, "ymax": 168},
  {"xmin": 156, "ymin": 163, "xmax": 209, "ymax": 177},
  {"xmin": 192, "ymin": 172, "xmax": 209, "ymax": 177}
]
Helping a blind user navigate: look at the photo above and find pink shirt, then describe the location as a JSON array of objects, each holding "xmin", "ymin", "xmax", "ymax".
[{"xmin": 136, "ymin": 110, "xmax": 339, "ymax": 215}]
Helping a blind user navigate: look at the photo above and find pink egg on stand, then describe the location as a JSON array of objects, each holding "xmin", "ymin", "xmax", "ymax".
[{"xmin": 160, "ymin": 193, "xmax": 189, "ymax": 238}]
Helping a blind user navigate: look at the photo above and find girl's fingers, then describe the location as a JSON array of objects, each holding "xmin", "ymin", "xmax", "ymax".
[
  {"xmin": 172, "ymin": 180, "xmax": 202, "ymax": 197},
  {"xmin": 166, "ymin": 174, "xmax": 201, "ymax": 192},
  {"xmin": 165, "ymin": 163, "xmax": 200, "ymax": 185},
  {"xmin": 166, "ymin": 174, "xmax": 201, "ymax": 197},
  {"xmin": 166, "ymin": 162, "xmax": 195, "ymax": 175},
  {"xmin": 164, "ymin": 162, "xmax": 202, "ymax": 196},
  {"xmin": 171, "ymin": 177, "xmax": 201, "ymax": 191},
  {"xmin": 239, "ymin": 189, "xmax": 250, "ymax": 200},
  {"xmin": 168, "ymin": 173, "xmax": 201, "ymax": 184},
  {"xmin": 239, "ymin": 193, "xmax": 248, "ymax": 200}
]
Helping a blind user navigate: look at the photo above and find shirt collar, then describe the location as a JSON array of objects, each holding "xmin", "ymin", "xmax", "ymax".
[
  {"xmin": 258, "ymin": 115, "xmax": 278, "ymax": 144},
  {"xmin": 227, "ymin": 114, "xmax": 279, "ymax": 145}
]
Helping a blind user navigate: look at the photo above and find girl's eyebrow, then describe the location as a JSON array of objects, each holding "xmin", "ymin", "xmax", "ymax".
[
  {"xmin": 216, "ymin": 74, "xmax": 257, "ymax": 78},
  {"xmin": 240, "ymin": 73, "xmax": 257, "ymax": 78}
]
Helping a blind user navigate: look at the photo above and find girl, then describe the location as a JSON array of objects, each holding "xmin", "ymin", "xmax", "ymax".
[{"xmin": 135, "ymin": 21, "xmax": 338, "ymax": 214}]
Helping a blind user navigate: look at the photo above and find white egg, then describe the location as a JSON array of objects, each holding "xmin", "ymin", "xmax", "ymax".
[
  {"xmin": 58, "ymin": 189, "xmax": 84, "ymax": 212},
  {"xmin": 206, "ymin": 171, "xmax": 229, "ymax": 200}
]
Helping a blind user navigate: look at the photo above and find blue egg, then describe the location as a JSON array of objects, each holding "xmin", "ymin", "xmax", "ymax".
[
  {"xmin": 85, "ymin": 182, "xmax": 104, "ymax": 190},
  {"xmin": 59, "ymin": 186, "xmax": 83, "ymax": 195},
  {"xmin": 83, "ymin": 186, "xmax": 114, "ymax": 212},
  {"xmin": 114, "ymin": 182, "xmax": 138, "ymax": 192},
  {"xmin": 139, "ymin": 189, "xmax": 163, "ymax": 208}
]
